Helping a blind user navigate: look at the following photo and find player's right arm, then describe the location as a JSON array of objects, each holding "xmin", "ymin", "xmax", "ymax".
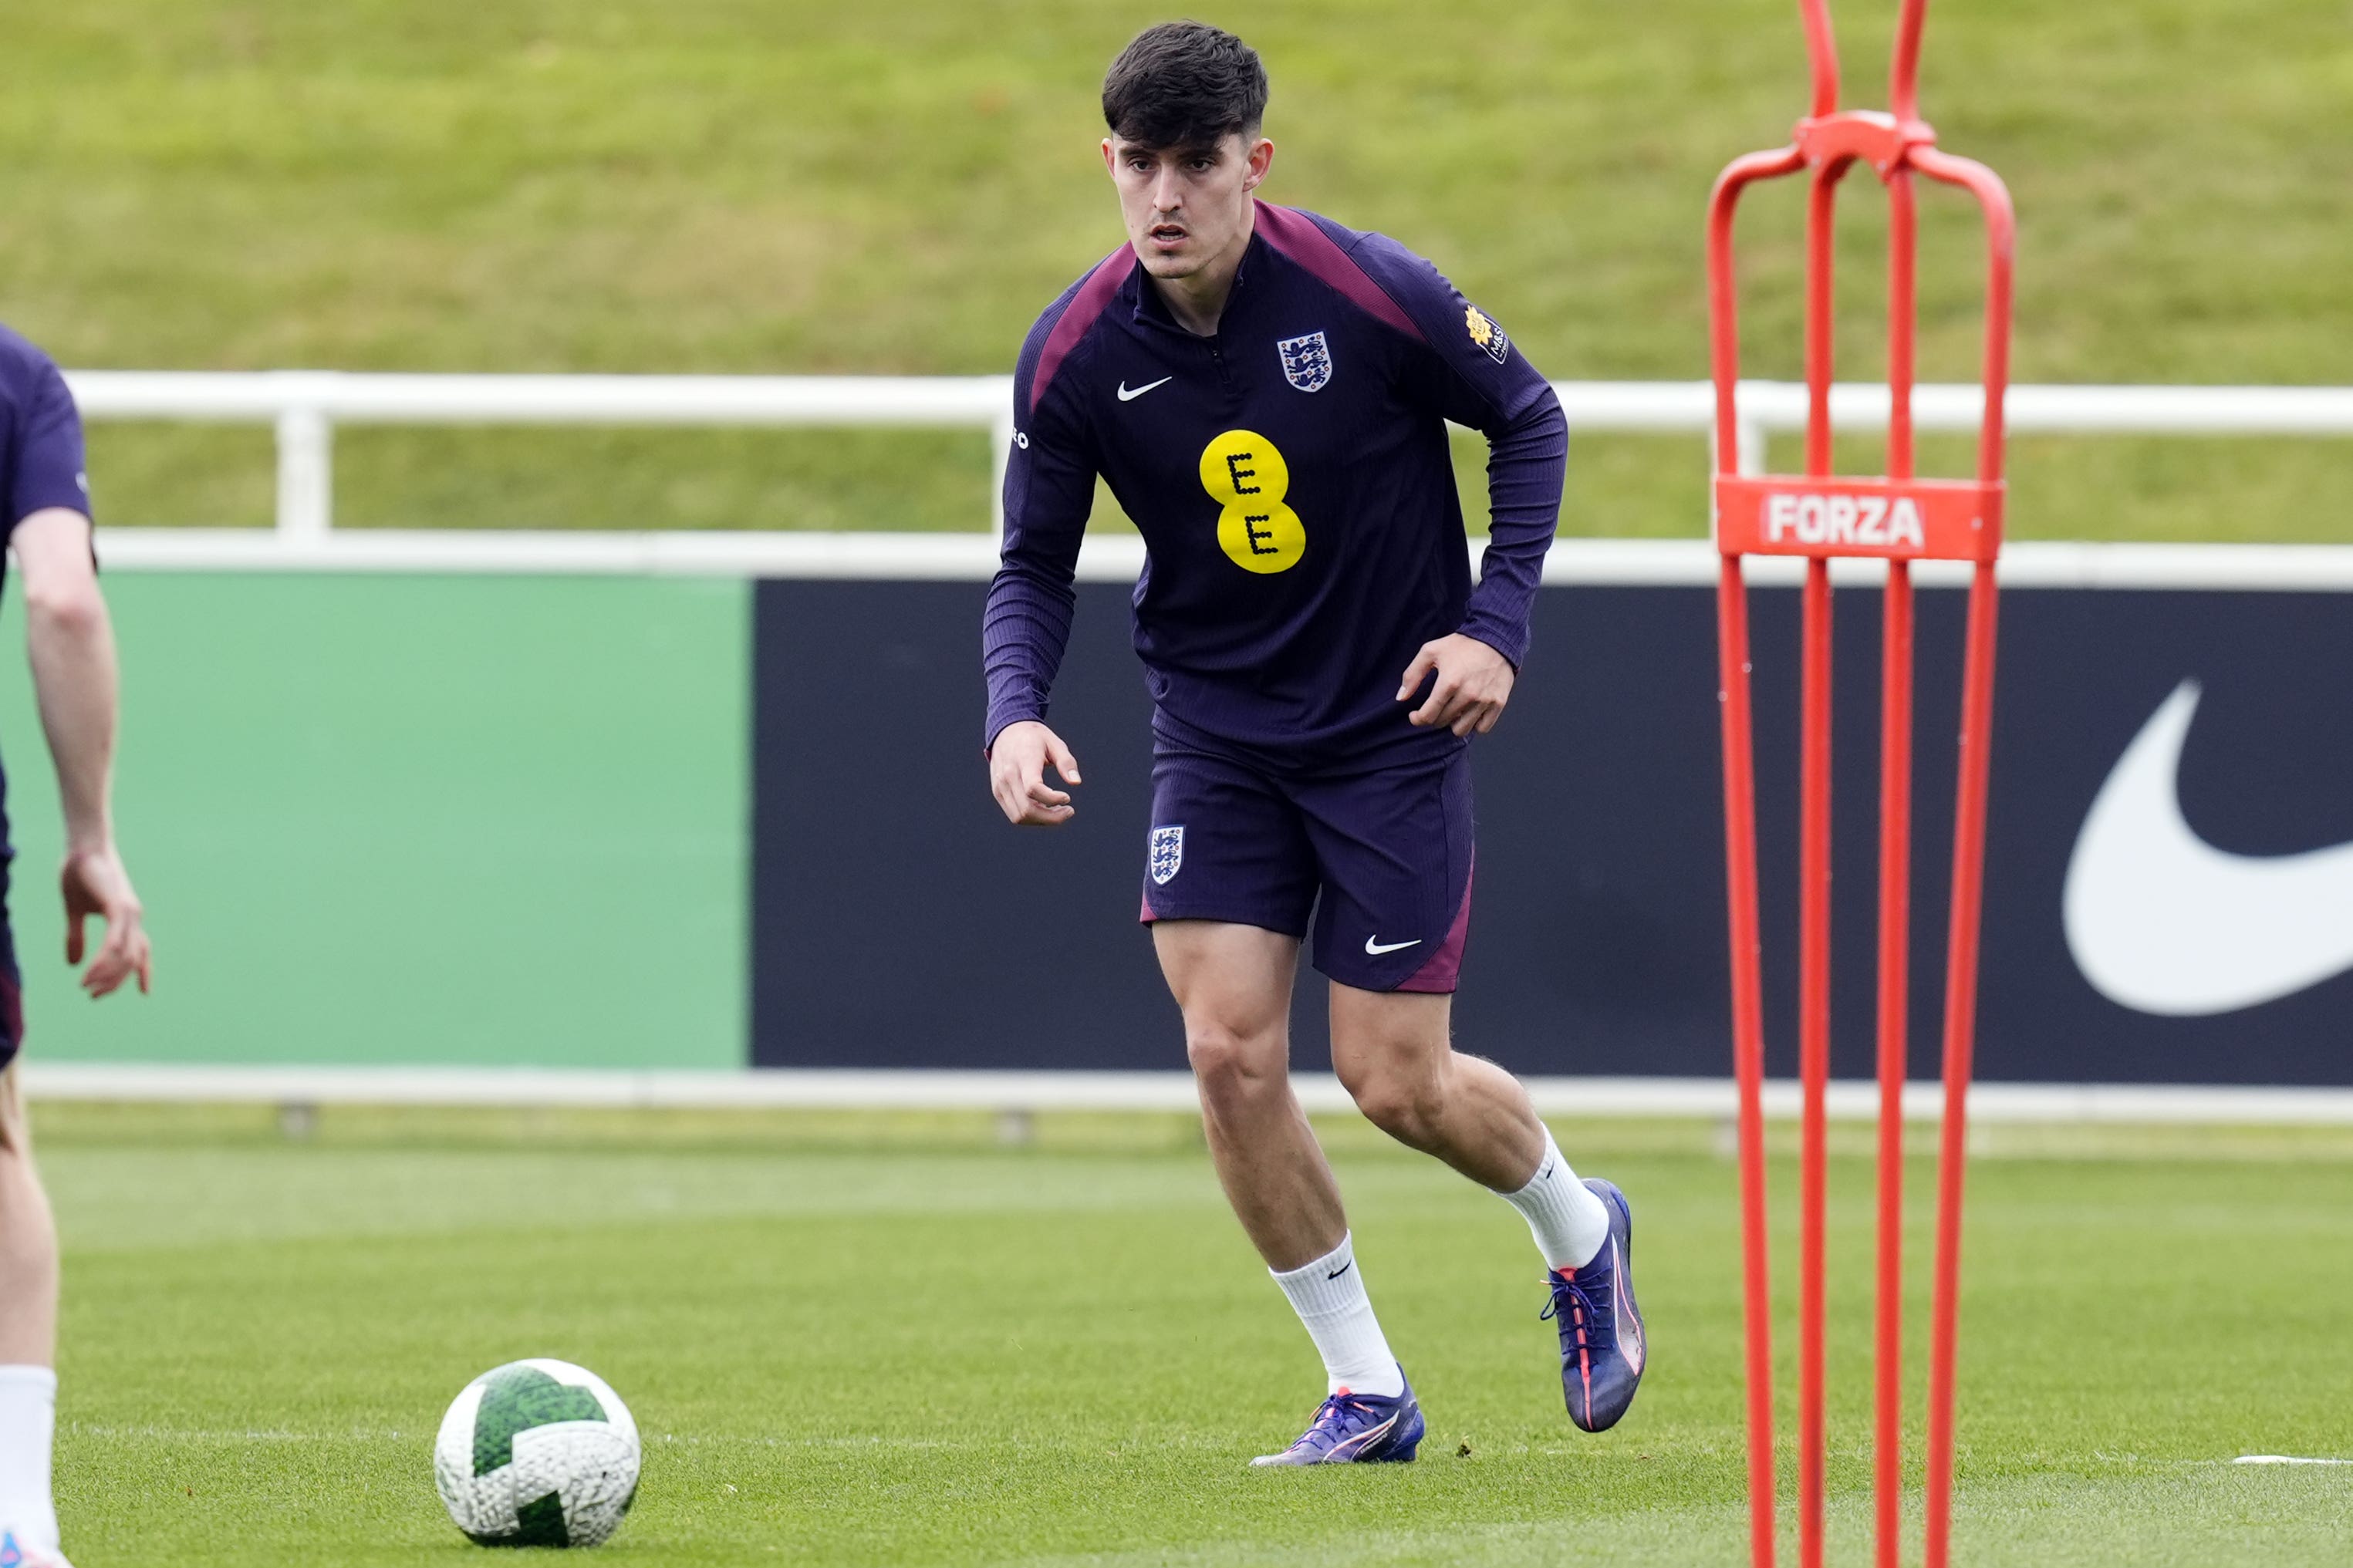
[
  {"xmin": 982, "ymin": 302, "xmax": 1102, "ymax": 827},
  {"xmin": 8, "ymin": 359, "xmax": 150, "ymax": 996}
]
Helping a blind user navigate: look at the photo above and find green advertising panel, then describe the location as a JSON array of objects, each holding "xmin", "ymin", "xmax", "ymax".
[{"xmin": 0, "ymin": 572, "xmax": 748, "ymax": 1067}]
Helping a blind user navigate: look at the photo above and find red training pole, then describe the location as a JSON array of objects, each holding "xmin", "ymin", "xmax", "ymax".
[
  {"xmin": 1708, "ymin": 147, "xmax": 1805, "ymax": 1568},
  {"xmin": 1874, "ymin": 155, "xmax": 1922, "ymax": 1568},
  {"xmin": 1923, "ymin": 561, "xmax": 1997, "ymax": 1568},
  {"xmin": 1872, "ymin": 562, "xmax": 1913, "ymax": 1568},
  {"xmin": 1798, "ymin": 554, "xmax": 1833, "ymax": 1568},
  {"xmin": 1798, "ymin": 0, "xmax": 1841, "ymax": 119},
  {"xmin": 1716, "ymin": 554, "xmax": 1779, "ymax": 1568},
  {"xmin": 1913, "ymin": 141, "xmax": 2014, "ymax": 1568},
  {"xmin": 1708, "ymin": 8, "xmax": 2011, "ymax": 1567},
  {"xmin": 1795, "ymin": 145, "xmax": 1847, "ymax": 1568}
]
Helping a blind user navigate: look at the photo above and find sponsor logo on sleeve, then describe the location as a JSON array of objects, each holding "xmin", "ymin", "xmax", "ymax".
[
  {"xmin": 1465, "ymin": 305, "xmax": 1509, "ymax": 365},
  {"xmin": 1276, "ymin": 332, "xmax": 1333, "ymax": 393}
]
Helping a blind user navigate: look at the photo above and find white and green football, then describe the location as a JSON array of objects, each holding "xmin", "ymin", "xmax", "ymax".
[{"xmin": 434, "ymin": 1359, "xmax": 640, "ymax": 1549}]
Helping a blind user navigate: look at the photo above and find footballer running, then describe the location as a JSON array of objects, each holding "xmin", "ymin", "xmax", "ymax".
[
  {"xmin": 0, "ymin": 323, "xmax": 154, "ymax": 1566},
  {"xmin": 982, "ymin": 23, "xmax": 1646, "ymax": 1464}
]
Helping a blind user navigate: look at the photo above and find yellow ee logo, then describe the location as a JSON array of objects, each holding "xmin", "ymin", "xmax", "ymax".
[{"xmin": 1198, "ymin": 430, "xmax": 1305, "ymax": 574}]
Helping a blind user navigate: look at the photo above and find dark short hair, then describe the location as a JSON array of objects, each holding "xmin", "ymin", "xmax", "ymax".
[{"xmin": 1102, "ymin": 22, "xmax": 1268, "ymax": 150}]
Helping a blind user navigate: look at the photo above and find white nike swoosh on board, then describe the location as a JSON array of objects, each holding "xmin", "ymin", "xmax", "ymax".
[
  {"xmin": 2064, "ymin": 679, "xmax": 2353, "ymax": 1017},
  {"xmin": 1116, "ymin": 376, "xmax": 1173, "ymax": 402},
  {"xmin": 1364, "ymin": 936, "xmax": 1422, "ymax": 956}
]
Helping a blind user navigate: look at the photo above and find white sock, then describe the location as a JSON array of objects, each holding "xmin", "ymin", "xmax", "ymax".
[
  {"xmin": 1501, "ymin": 1128, "xmax": 1612, "ymax": 1271},
  {"xmin": 1269, "ymin": 1232, "xmax": 1406, "ymax": 1398},
  {"xmin": 0, "ymin": 1365, "xmax": 58, "ymax": 1552}
]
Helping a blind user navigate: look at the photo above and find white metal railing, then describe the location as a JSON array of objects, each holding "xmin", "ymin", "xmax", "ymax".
[
  {"xmin": 59, "ymin": 372, "xmax": 2353, "ymax": 544},
  {"xmin": 25, "ymin": 1061, "xmax": 2353, "ymax": 1124}
]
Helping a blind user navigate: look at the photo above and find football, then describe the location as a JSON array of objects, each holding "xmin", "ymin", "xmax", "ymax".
[{"xmin": 433, "ymin": 1359, "xmax": 641, "ymax": 1548}]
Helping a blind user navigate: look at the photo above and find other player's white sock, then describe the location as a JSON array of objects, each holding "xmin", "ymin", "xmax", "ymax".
[
  {"xmin": 1269, "ymin": 1233, "xmax": 1406, "ymax": 1399},
  {"xmin": 1501, "ymin": 1127, "xmax": 1611, "ymax": 1271},
  {"xmin": 0, "ymin": 1364, "xmax": 58, "ymax": 1551}
]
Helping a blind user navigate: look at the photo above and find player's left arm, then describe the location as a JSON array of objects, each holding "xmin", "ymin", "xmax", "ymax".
[
  {"xmin": 1394, "ymin": 382, "xmax": 1561, "ymax": 736},
  {"xmin": 9, "ymin": 362, "xmax": 149, "ymax": 997},
  {"xmin": 1358, "ymin": 237, "xmax": 1568, "ymax": 736}
]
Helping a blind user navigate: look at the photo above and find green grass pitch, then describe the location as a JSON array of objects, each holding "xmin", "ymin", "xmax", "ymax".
[{"xmin": 32, "ymin": 1104, "xmax": 2353, "ymax": 1564}]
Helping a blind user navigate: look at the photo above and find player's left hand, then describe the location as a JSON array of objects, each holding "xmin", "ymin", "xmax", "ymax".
[
  {"xmin": 1398, "ymin": 633, "xmax": 1516, "ymax": 737},
  {"xmin": 62, "ymin": 844, "xmax": 152, "ymax": 999}
]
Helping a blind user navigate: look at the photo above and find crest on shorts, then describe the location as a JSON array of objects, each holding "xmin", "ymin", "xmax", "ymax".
[
  {"xmin": 1465, "ymin": 305, "xmax": 1510, "ymax": 365},
  {"xmin": 1276, "ymin": 332, "xmax": 1334, "ymax": 393},
  {"xmin": 1149, "ymin": 825, "xmax": 1185, "ymax": 885}
]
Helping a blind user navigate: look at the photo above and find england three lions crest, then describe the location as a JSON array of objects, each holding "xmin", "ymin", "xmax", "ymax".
[
  {"xmin": 1277, "ymin": 332, "xmax": 1333, "ymax": 393},
  {"xmin": 1149, "ymin": 825, "xmax": 1185, "ymax": 885}
]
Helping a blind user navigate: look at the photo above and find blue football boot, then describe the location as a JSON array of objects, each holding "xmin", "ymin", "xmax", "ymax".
[
  {"xmin": 1250, "ymin": 1371, "xmax": 1425, "ymax": 1466},
  {"xmin": 1543, "ymin": 1178, "xmax": 1647, "ymax": 1433}
]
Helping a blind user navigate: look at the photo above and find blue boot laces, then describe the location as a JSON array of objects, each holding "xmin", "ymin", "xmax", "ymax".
[{"xmin": 1541, "ymin": 1266, "xmax": 1617, "ymax": 1355}]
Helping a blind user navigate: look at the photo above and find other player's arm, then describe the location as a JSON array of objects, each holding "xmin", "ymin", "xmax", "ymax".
[
  {"xmin": 7, "ymin": 360, "xmax": 147, "ymax": 996},
  {"xmin": 982, "ymin": 358, "xmax": 1099, "ymax": 827},
  {"xmin": 16, "ymin": 511, "xmax": 148, "ymax": 996}
]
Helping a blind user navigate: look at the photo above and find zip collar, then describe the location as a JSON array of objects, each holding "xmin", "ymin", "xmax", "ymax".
[{"xmin": 1130, "ymin": 231, "xmax": 1264, "ymax": 341}]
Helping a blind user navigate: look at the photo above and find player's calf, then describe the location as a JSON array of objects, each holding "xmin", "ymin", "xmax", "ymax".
[
  {"xmin": 0, "ymin": 1069, "xmax": 61, "ymax": 1562},
  {"xmin": 0, "ymin": 1071, "xmax": 58, "ymax": 1367},
  {"xmin": 1328, "ymin": 989, "xmax": 1545, "ymax": 1192}
]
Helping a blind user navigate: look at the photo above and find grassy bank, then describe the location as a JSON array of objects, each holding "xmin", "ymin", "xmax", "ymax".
[{"xmin": 4, "ymin": 2, "xmax": 2349, "ymax": 538}]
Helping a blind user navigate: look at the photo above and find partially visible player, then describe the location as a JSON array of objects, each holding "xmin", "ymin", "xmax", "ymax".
[
  {"xmin": 983, "ymin": 24, "xmax": 1645, "ymax": 1462},
  {"xmin": 0, "ymin": 325, "xmax": 152, "ymax": 1567}
]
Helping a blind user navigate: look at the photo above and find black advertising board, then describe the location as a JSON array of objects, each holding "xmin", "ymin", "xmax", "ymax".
[{"xmin": 752, "ymin": 575, "xmax": 2353, "ymax": 1086}]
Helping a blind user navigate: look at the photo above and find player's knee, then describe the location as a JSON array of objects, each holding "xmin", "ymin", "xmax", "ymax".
[
  {"xmin": 0, "ymin": 1080, "xmax": 27, "ymax": 1158},
  {"xmin": 1184, "ymin": 1022, "xmax": 1281, "ymax": 1102},
  {"xmin": 1345, "ymin": 1065, "xmax": 1448, "ymax": 1147},
  {"xmin": 0, "ymin": 1108, "xmax": 55, "ymax": 1273}
]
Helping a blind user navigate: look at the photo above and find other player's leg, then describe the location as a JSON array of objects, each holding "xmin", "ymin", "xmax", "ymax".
[
  {"xmin": 0, "ymin": 1051, "xmax": 67, "ymax": 1566},
  {"xmin": 1305, "ymin": 753, "xmax": 1647, "ymax": 1431}
]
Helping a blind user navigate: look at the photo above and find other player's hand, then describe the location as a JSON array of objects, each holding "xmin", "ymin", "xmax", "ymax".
[
  {"xmin": 61, "ymin": 844, "xmax": 152, "ymax": 998},
  {"xmin": 1398, "ymin": 633, "xmax": 1517, "ymax": 737},
  {"xmin": 988, "ymin": 720, "xmax": 1083, "ymax": 827}
]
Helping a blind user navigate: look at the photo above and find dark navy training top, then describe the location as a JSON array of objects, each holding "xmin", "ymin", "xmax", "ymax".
[
  {"xmin": 982, "ymin": 201, "xmax": 1567, "ymax": 770},
  {"xmin": 0, "ymin": 327, "xmax": 89, "ymax": 551},
  {"xmin": 0, "ymin": 324, "xmax": 93, "ymax": 875}
]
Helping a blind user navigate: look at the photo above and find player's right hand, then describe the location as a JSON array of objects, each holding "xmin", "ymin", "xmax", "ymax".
[
  {"xmin": 62, "ymin": 843, "xmax": 152, "ymax": 998},
  {"xmin": 988, "ymin": 720, "xmax": 1083, "ymax": 827}
]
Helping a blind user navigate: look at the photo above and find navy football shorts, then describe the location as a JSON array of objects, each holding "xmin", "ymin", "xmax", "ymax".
[
  {"xmin": 1140, "ymin": 740, "xmax": 1474, "ymax": 993},
  {"xmin": 0, "ymin": 908, "xmax": 20, "ymax": 1076}
]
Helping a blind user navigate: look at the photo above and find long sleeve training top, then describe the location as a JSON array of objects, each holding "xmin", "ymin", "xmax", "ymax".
[{"xmin": 983, "ymin": 201, "xmax": 1567, "ymax": 771}]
